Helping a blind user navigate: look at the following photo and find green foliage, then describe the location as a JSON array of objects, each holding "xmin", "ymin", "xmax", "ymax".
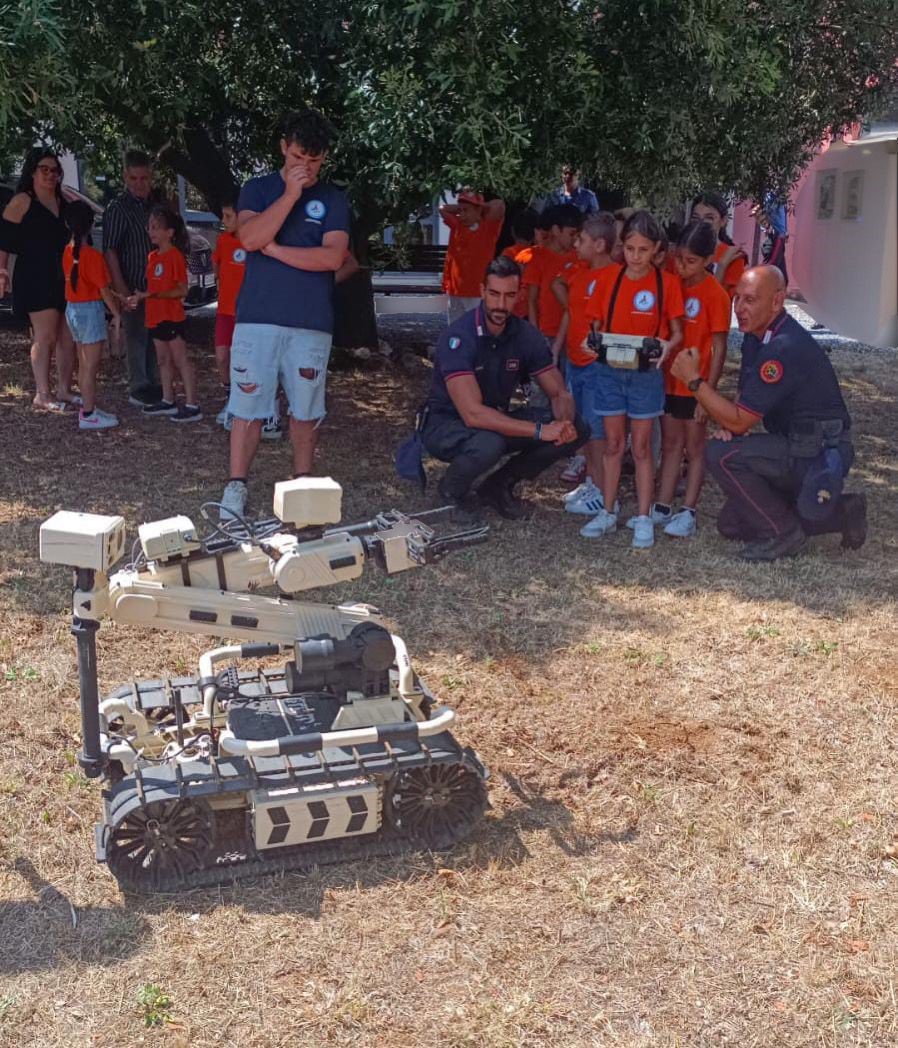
[
  {"xmin": 136, "ymin": 983, "xmax": 173, "ymax": 1027},
  {"xmin": 0, "ymin": 0, "xmax": 72, "ymax": 133},
  {"xmin": 4, "ymin": 1, "xmax": 898, "ymax": 225}
]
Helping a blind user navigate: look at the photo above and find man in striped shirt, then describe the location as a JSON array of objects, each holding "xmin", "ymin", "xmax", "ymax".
[{"xmin": 104, "ymin": 151, "xmax": 160, "ymax": 405}]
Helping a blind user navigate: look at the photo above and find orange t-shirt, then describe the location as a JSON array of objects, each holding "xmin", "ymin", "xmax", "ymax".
[
  {"xmin": 711, "ymin": 241, "xmax": 746, "ymax": 300},
  {"xmin": 664, "ymin": 273, "xmax": 731, "ymax": 396},
  {"xmin": 561, "ymin": 260, "xmax": 615, "ymax": 366},
  {"xmin": 63, "ymin": 243, "xmax": 111, "ymax": 304},
  {"xmin": 586, "ymin": 264, "xmax": 685, "ymax": 340},
  {"xmin": 145, "ymin": 248, "xmax": 187, "ymax": 328},
  {"xmin": 212, "ymin": 231, "xmax": 246, "ymax": 317},
  {"xmin": 501, "ymin": 243, "xmax": 535, "ymax": 317},
  {"xmin": 442, "ymin": 214, "xmax": 502, "ymax": 297},
  {"xmin": 523, "ymin": 247, "xmax": 577, "ymax": 337}
]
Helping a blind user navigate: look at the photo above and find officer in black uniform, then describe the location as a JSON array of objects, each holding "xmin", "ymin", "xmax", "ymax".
[
  {"xmin": 670, "ymin": 265, "xmax": 867, "ymax": 561},
  {"xmin": 422, "ymin": 254, "xmax": 588, "ymax": 519}
]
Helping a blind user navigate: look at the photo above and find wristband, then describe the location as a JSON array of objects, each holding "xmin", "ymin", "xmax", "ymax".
[{"xmin": 534, "ymin": 422, "xmax": 542, "ymax": 441}]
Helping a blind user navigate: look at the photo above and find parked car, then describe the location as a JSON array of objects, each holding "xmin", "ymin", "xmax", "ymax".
[{"xmin": 0, "ymin": 182, "xmax": 216, "ymax": 312}]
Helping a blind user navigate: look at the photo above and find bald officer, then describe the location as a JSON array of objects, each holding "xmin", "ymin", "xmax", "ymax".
[{"xmin": 670, "ymin": 265, "xmax": 866, "ymax": 561}]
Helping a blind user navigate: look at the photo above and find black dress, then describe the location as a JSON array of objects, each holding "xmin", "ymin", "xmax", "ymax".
[{"xmin": 0, "ymin": 194, "xmax": 68, "ymax": 319}]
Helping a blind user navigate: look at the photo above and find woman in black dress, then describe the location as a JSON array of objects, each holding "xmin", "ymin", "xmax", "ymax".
[{"xmin": 0, "ymin": 148, "xmax": 76, "ymax": 411}]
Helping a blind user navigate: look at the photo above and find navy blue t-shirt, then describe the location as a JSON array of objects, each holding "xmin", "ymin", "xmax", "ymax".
[
  {"xmin": 736, "ymin": 313, "xmax": 850, "ymax": 436},
  {"xmin": 427, "ymin": 306, "xmax": 554, "ymax": 418},
  {"xmin": 236, "ymin": 172, "xmax": 350, "ymax": 332}
]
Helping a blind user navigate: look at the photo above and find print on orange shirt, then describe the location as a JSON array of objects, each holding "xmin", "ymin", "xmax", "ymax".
[
  {"xmin": 145, "ymin": 248, "xmax": 187, "ymax": 329},
  {"xmin": 664, "ymin": 273, "xmax": 731, "ymax": 396},
  {"xmin": 212, "ymin": 231, "xmax": 247, "ymax": 317},
  {"xmin": 523, "ymin": 248, "xmax": 577, "ymax": 337},
  {"xmin": 501, "ymin": 243, "xmax": 535, "ymax": 318},
  {"xmin": 63, "ymin": 244, "xmax": 111, "ymax": 304},
  {"xmin": 586, "ymin": 265, "xmax": 685, "ymax": 340},
  {"xmin": 710, "ymin": 241, "xmax": 746, "ymax": 300},
  {"xmin": 442, "ymin": 214, "xmax": 502, "ymax": 297}
]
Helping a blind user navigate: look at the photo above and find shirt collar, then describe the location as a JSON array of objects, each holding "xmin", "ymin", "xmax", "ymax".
[{"xmin": 762, "ymin": 310, "xmax": 789, "ymax": 344}]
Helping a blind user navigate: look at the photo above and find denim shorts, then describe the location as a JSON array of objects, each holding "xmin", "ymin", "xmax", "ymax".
[
  {"xmin": 594, "ymin": 362, "xmax": 664, "ymax": 419},
  {"xmin": 65, "ymin": 301, "xmax": 107, "ymax": 345},
  {"xmin": 228, "ymin": 323, "xmax": 332, "ymax": 422},
  {"xmin": 567, "ymin": 361, "xmax": 605, "ymax": 440}
]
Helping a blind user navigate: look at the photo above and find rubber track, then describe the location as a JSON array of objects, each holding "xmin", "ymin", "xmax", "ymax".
[{"xmin": 115, "ymin": 818, "xmax": 481, "ymax": 895}]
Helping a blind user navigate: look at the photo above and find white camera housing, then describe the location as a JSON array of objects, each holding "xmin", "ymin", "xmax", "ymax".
[
  {"xmin": 138, "ymin": 516, "xmax": 201, "ymax": 563},
  {"xmin": 39, "ymin": 511, "xmax": 127, "ymax": 571},
  {"xmin": 273, "ymin": 477, "xmax": 343, "ymax": 528}
]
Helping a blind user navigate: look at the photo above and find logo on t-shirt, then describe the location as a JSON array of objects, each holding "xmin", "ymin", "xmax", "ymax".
[
  {"xmin": 685, "ymin": 296, "xmax": 701, "ymax": 319},
  {"xmin": 305, "ymin": 199, "xmax": 327, "ymax": 221},
  {"xmin": 587, "ymin": 279, "xmax": 596, "ymax": 297},
  {"xmin": 153, "ymin": 262, "xmax": 164, "ymax": 277},
  {"xmin": 760, "ymin": 359, "xmax": 784, "ymax": 384},
  {"xmin": 448, "ymin": 336, "xmax": 461, "ymax": 349},
  {"xmin": 634, "ymin": 290, "xmax": 655, "ymax": 312},
  {"xmin": 233, "ymin": 248, "xmax": 247, "ymax": 264}
]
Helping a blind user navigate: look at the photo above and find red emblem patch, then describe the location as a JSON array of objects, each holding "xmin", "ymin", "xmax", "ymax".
[{"xmin": 760, "ymin": 360, "xmax": 783, "ymax": 384}]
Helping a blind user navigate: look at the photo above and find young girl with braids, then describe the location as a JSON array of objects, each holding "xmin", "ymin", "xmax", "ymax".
[
  {"xmin": 62, "ymin": 201, "xmax": 122, "ymax": 430},
  {"xmin": 129, "ymin": 206, "xmax": 201, "ymax": 422}
]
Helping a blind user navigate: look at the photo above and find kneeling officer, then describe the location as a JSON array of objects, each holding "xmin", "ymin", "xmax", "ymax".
[
  {"xmin": 670, "ymin": 265, "xmax": 866, "ymax": 561},
  {"xmin": 423, "ymin": 255, "xmax": 588, "ymax": 519}
]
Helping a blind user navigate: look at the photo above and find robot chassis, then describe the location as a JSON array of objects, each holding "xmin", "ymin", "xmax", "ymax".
[{"xmin": 40, "ymin": 479, "xmax": 490, "ymax": 893}]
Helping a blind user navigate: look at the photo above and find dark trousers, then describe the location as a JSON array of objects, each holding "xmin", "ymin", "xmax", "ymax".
[
  {"xmin": 707, "ymin": 433, "xmax": 853, "ymax": 541},
  {"xmin": 423, "ymin": 409, "xmax": 589, "ymax": 499},
  {"xmin": 123, "ymin": 301, "xmax": 159, "ymax": 394}
]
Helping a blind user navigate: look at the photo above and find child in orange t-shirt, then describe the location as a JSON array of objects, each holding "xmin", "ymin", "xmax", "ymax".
[
  {"xmin": 129, "ymin": 206, "xmax": 200, "ymax": 423},
  {"xmin": 212, "ymin": 200, "xmax": 246, "ymax": 422},
  {"xmin": 62, "ymin": 200, "xmax": 122, "ymax": 430},
  {"xmin": 582, "ymin": 210, "xmax": 684, "ymax": 549},
  {"xmin": 501, "ymin": 209, "xmax": 538, "ymax": 318},
  {"xmin": 550, "ymin": 212, "xmax": 617, "ymax": 514},
  {"xmin": 691, "ymin": 191, "xmax": 747, "ymax": 299},
  {"xmin": 654, "ymin": 221, "xmax": 732, "ymax": 537},
  {"xmin": 523, "ymin": 203, "xmax": 582, "ymax": 360},
  {"xmin": 440, "ymin": 189, "xmax": 505, "ymax": 323}
]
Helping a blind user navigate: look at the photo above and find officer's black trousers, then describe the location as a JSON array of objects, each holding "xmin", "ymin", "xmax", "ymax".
[
  {"xmin": 423, "ymin": 409, "xmax": 589, "ymax": 499},
  {"xmin": 706, "ymin": 433, "xmax": 853, "ymax": 541}
]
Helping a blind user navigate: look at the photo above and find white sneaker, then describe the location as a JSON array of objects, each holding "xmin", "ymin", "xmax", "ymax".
[
  {"xmin": 215, "ymin": 406, "xmax": 229, "ymax": 425},
  {"xmin": 220, "ymin": 480, "xmax": 247, "ymax": 522},
  {"xmin": 261, "ymin": 416, "xmax": 282, "ymax": 441},
  {"xmin": 79, "ymin": 408, "xmax": 118, "ymax": 430},
  {"xmin": 563, "ymin": 477, "xmax": 597, "ymax": 504},
  {"xmin": 627, "ymin": 505, "xmax": 671, "ymax": 529},
  {"xmin": 561, "ymin": 454, "xmax": 586, "ymax": 483},
  {"xmin": 664, "ymin": 509, "xmax": 697, "ymax": 538},
  {"xmin": 579, "ymin": 508, "xmax": 618, "ymax": 538},
  {"xmin": 631, "ymin": 515, "xmax": 655, "ymax": 549}
]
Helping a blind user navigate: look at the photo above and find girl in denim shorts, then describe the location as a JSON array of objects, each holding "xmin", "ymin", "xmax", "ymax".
[
  {"xmin": 62, "ymin": 201, "xmax": 122, "ymax": 430},
  {"xmin": 581, "ymin": 210, "xmax": 684, "ymax": 549}
]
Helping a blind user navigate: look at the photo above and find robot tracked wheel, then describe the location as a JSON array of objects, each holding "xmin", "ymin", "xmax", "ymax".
[{"xmin": 38, "ymin": 478, "xmax": 491, "ymax": 892}]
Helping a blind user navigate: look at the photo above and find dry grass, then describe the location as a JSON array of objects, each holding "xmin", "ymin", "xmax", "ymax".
[{"xmin": 0, "ymin": 311, "xmax": 897, "ymax": 1048}]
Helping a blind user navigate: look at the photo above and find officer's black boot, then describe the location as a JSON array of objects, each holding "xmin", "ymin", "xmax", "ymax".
[
  {"xmin": 436, "ymin": 479, "xmax": 485, "ymax": 527},
  {"xmin": 740, "ymin": 522, "xmax": 807, "ymax": 562},
  {"xmin": 839, "ymin": 493, "xmax": 868, "ymax": 550},
  {"xmin": 477, "ymin": 475, "xmax": 532, "ymax": 521}
]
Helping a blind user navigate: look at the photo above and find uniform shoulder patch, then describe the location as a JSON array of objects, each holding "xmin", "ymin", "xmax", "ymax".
[
  {"xmin": 760, "ymin": 359, "xmax": 784, "ymax": 384},
  {"xmin": 448, "ymin": 336, "xmax": 461, "ymax": 349}
]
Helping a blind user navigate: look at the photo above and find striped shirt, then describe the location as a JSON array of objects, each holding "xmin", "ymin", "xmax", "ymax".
[{"xmin": 103, "ymin": 191, "xmax": 152, "ymax": 290}]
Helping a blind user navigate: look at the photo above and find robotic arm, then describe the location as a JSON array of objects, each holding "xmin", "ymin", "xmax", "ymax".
[{"xmin": 39, "ymin": 478, "xmax": 488, "ymax": 776}]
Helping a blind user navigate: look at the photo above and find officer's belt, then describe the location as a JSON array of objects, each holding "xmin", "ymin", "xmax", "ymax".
[{"xmin": 788, "ymin": 418, "xmax": 849, "ymax": 458}]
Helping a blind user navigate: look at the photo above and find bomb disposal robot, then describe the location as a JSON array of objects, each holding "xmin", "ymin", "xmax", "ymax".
[{"xmin": 39, "ymin": 479, "xmax": 489, "ymax": 892}]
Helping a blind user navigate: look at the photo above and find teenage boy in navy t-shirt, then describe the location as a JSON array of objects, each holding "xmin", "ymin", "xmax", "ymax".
[{"xmin": 220, "ymin": 109, "xmax": 351, "ymax": 519}]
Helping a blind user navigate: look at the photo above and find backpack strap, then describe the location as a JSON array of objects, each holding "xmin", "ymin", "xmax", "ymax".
[
  {"xmin": 605, "ymin": 266, "xmax": 627, "ymax": 332},
  {"xmin": 606, "ymin": 265, "xmax": 664, "ymax": 337}
]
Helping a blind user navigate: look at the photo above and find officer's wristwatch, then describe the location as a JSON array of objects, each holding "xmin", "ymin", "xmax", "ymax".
[{"xmin": 687, "ymin": 377, "xmax": 704, "ymax": 393}]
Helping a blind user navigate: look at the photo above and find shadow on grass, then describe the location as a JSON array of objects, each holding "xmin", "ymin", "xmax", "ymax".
[{"xmin": 0, "ymin": 858, "xmax": 150, "ymax": 974}]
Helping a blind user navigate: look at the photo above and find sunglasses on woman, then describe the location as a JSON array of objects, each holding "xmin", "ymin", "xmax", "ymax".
[{"xmin": 37, "ymin": 164, "xmax": 62, "ymax": 177}]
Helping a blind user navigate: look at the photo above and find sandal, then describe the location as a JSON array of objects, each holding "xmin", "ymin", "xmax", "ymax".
[{"xmin": 32, "ymin": 399, "xmax": 68, "ymax": 414}]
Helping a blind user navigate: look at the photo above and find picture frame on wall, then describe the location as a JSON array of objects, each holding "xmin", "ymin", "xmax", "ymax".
[
  {"xmin": 841, "ymin": 170, "xmax": 864, "ymax": 221},
  {"xmin": 816, "ymin": 169, "xmax": 836, "ymax": 220}
]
